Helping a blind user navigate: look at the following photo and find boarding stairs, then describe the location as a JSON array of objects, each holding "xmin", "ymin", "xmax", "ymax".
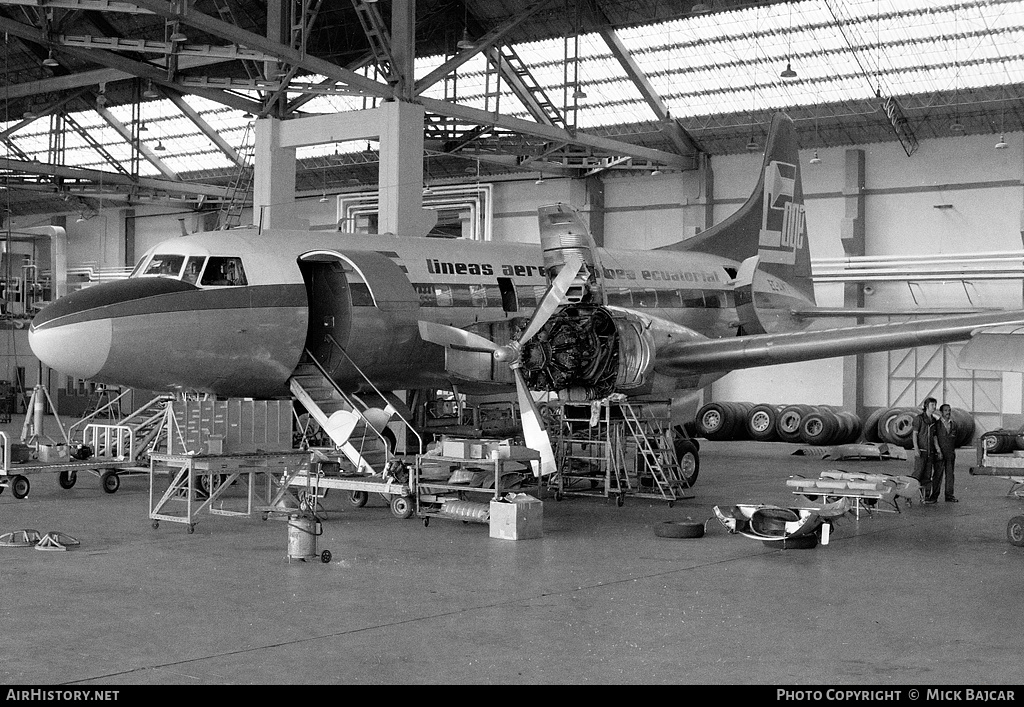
[
  {"xmin": 620, "ymin": 401, "xmax": 691, "ymax": 502},
  {"xmin": 288, "ymin": 351, "xmax": 392, "ymax": 476}
]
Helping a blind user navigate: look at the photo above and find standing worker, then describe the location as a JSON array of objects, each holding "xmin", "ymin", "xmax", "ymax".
[
  {"xmin": 912, "ymin": 397, "xmax": 940, "ymax": 503},
  {"xmin": 929, "ymin": 403, "xmax": 959, "ymax": 503}
]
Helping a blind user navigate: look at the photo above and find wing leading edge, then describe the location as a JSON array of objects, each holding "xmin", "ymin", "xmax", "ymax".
[{"xmin": 654, "ymin": 310, "xmax": 1024, "ymax": 376}]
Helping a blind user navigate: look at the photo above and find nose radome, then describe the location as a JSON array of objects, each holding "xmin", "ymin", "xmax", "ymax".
[{"xmin": 29, "ymin": 317, "xmax": 113, "ymax": 378}]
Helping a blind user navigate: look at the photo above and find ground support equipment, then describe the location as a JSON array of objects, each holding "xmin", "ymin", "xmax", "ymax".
[
  {"xmin": 413, "ymin": 446, "xmax": 538, "ymax": 527},
  {"xmin": 285, "ymin": 455, "xmax": 414, "ymax": 519},
  {"xmin": 149, "ymin": 451, "xmax": 309, "ymax": 533},
  {"xmin": 552, "ymin": 398, "xmax": 692, "ymax": 506},
  {"xmin": 0, "ymin": 430, "xmax": 140, "ymax": 499}
]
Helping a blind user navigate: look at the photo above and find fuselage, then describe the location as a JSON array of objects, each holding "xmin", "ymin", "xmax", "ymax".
[{"xmin": 28, "ymin": 225, "xmax": 814, "ymax": 399}]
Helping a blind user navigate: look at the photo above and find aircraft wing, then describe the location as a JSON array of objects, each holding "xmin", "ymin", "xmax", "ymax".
[
  {"xmin": 655, "ymin": 310, "xmax": 1024, "ymax": 376},
  {"xmin": 957, "ymin": 325, "xmax": 1024, "ymax": 373},
  {"xmin": 792, "ymin": 306, "xmax": 1000, "ymax": 318}
]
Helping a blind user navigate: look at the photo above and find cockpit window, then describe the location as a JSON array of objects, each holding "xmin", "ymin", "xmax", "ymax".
[
  {"xmin": 143, "ymin": 254, "xmax": 185, "ymax": 277},
  {"xmin": 200, "ymin": 256, "xmax": 248, "ymax": 287},
  {"xmin": 182, "ymin": 256, "xmax": 206, "ymax": 285}
]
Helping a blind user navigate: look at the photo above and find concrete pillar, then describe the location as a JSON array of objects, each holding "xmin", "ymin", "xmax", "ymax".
[
  {"xmin": 377, "ymin": 101, "xmax": 436, "ymax": 237},
  {"xmin": 841, "ymin": 148, "xmax": 866, "ymax": 416},
  {"xmin": 253, "ymin": 117, "xmax": 297, "ymax": 229}
]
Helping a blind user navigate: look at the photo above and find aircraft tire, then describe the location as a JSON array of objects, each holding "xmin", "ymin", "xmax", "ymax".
[
  {"xmin": 777, "ymin": 405, "xmax": 812, "ymax": 443},
  {"xmin": 1007, "ymin": 516, "xmax": 1024, "ymax": 547},
  {"xmin": 799, "ymin": 409, "xmax": 839, "ymax": 446},
  {"xmin": 653, "ymin": 520, "xmax": 705, "ymax": 539},
  {"xmin": 695, "ymin": 403, "xmax": 733, "ymax": 440},
  {"xmin": 674, "ymin": 439, "xmax": 700, "ymax": 487},
  {"xmin": 746, "ymin": 404, "xmax": 780, "ymax": 441},
  {"xmin": 763, "ymin": 534, "xmax": 818, "ymax": 550},
  {"xmin": 861, "ymin": 408, "xmax": 886, "ymax": 443}
]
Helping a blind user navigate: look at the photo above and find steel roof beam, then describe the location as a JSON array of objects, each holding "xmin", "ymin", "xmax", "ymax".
[
  {"xmin": 130, "ymin": 0, "xmax": 393, "ymax": 99},
  {"xmin": 94, "ymin": 102, "xmax": 179, "ymax": 180},
  {"xmin": 413, "ymin": 0, "xmax": 550, "ymax": 97},
  {"xmin": 419, "ymin": 96, "xmax": 693, "ymax": 170},
  {"xmin": 162, "ymin": 88, "xmax": 242, "ymax": 167},
  {"xmin": 0, "ymin": 157, "xmax": 227, "ymax": 197}
]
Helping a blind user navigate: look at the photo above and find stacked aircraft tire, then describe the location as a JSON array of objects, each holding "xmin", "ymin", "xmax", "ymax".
[
  {"xmin": 695, "ymin": 402, "xmax": 861, "ymax": 446},
  {"xmin": 866, "ymin": 406, "xmax": 975, "ymax": 449},
  {"xmin": 694, "ymin": 401, "xmax": 978, "ymax": 448},
  {"xmin": 694, "ymin": 401, "xmax": 755, "ymax": 441}
]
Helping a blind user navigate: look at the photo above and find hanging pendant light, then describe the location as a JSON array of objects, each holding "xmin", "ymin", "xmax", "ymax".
[
  {"xmin": 780, "ymin": 62, "xmax": 797, "ymax": 79},
  {"xmin": 995, "ymin": 135, "xmax": 1008, "ymax": 150},
  {"xmin": 42, "ymin": 51, "xmax": 59, "ymax": 68},
  {"xmin": 809, "ymin": 150, "xmax": 822, "ymax": 165},
  {"xmin": 457, "ymin": 28, "xmax": 475, "ymax": 50},
  {"xmin": 154, "ymin": 141, "xmax": 166, "ymax": 152}
]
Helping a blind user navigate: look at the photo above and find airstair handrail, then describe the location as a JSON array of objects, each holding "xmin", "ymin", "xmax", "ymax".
[
  {"xmin": 66, "ymin": 388, "xmax": 133, "ymax": 441},
  {"xmin": 324, "ymin": 334, "xmax": 424, "ymax": 455},
  {"xmin": 300, "ymin": 347, "xmax": 396, "ymax": 459}
]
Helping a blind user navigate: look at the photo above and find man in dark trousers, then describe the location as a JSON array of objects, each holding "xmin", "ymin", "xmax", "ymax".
[
  {"xmin": 912, "ymin": 397, "xmax": 940, "ymax": 503},
  {"xmin": 930, "ymin": 403, "xmax": 960, "ymax": 503}
]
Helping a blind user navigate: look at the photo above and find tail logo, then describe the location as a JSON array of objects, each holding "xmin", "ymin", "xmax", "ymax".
[{"xmin": 758, "ymin": 160, "xmax": 805, "ymax": 265}]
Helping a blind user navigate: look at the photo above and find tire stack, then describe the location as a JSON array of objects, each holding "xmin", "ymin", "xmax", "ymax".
[
  {"xmin": 866, "ymin": 406, "xmax": 976, "ymax": 450},
  {"xmin": 694, "ymin": 401, "xmax": 755, "ymax": 441},
  {"xmin": 694, "ymin": 402, "xmax": 861, "ymax": 446}
]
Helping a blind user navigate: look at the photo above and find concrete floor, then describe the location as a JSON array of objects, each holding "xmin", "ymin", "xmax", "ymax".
[{"xmin": 1, "ymin": 433, "xmax": 1022, "ymax": 685}]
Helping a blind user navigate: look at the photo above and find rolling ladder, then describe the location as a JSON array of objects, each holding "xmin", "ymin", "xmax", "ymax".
[
  {"xmin": 219, "ymin": 121, "xmax": 255, "ymax": 230},
  {"xmin": 620, "ymin": 401, "xmax": 693, "ymax": 502},
  {"xmin": 554, "ymin": 398, "xmax": 691, "ymax": 506}
]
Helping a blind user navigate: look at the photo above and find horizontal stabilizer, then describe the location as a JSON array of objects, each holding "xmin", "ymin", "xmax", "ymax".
[
  {"xmin": 656, "ymin": 310, "xmax": 1024, "ymax": 375},
  {"xmin": 958, "ymin": 326, "xmax": 1024, "ymax": 372}
]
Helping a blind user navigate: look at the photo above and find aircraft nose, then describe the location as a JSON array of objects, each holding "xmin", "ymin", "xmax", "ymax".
[
  {"xmin": 29, "ymin": 315, "xmax": 113, "ymax": 379},
  {"xmin": 29, "ymin": 277, "xmax": 196, "ymax": 378}
]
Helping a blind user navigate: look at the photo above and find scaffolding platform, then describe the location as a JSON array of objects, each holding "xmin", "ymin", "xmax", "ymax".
[
  {"xmin": 149, "ymin": 451, "xmax": 310, "ymax": 533},
  {"xmin": 551, "ymin": 398, "xmax": 694, "ymax": 506}
]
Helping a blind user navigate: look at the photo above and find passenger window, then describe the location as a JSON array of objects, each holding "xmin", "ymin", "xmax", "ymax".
[
  {"xmin": 201, "ymin": 257, "xmax": 248, "ymax": 287},
  {"xmin": 143, "ymin": 254, "xmax": 185, "ymax": 278},
  {"xmin": 182, "ymin": 256, "xmax": 206, "ymax": 285}
]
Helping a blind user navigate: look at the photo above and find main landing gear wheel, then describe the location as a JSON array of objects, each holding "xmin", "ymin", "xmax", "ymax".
[
  {"xmin": 674, "ymin": 438, "xmax": 700, "ymax": 488},
  {"xmin": 653, "ymin": 520, "xmax": 705, "ymax": 539},
  {"xmin": 11, "ymin": 475, "xmax": 30, "ymax": 499},
  {"xmin": 390, "ymin": 495, "xmax": 413, "ymax": 519},
  {"xmin": 58, "ymin": 470, "xmax": 77, "ymax": 490},
  {"xmin": 100, "ymin": 471, "xmax": 120, "ymax": 494},
  {"xmin": 348, "ymin": 490, "xmax": 368, "ymax": 508},
  {"xmin": 1007, "ymin": 515, "xmax": 1024, "ymax": 547}
]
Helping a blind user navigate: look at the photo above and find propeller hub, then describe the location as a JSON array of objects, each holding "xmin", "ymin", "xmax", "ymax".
[{"xmin": 494, "ymin": 343, "xmax": 520, "ymax": 364}]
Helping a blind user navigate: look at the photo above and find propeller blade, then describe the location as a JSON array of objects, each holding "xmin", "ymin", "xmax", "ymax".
[
  {"xmin": 418, "ymin": 320, "xmax": 499, "ymax": 352},
  {"xmin": 513, "ymin": 367, "xmax": 557, "ymax": 477},
  {"xmin": 516, "ymin": 255, "xmax": 585, "ymax": 347}
]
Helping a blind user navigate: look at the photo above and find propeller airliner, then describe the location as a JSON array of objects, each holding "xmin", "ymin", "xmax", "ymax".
[{"xmin": 28, "ymin": 112, "xmax": 1024, "ymax": 480}]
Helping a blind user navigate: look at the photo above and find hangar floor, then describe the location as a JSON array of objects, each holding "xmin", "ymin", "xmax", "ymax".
[{"xmin": 0, "ymin": 431, "xmax": 1020, "ymax": 686}]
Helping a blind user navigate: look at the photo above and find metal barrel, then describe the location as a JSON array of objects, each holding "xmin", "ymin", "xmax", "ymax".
[{"xmin": 287, "ymin": 514, "xmax": 320, "ymax": 561}]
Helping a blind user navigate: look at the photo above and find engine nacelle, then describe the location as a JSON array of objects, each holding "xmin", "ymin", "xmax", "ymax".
[{"xmin": 518, "ymin": 305, "xmax": 708, "ymax": 400}]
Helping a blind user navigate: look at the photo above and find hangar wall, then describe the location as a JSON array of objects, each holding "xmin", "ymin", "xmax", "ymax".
[{"xmin": 5, "ymin": 130, "xmax": 1023, "ymax": 427}]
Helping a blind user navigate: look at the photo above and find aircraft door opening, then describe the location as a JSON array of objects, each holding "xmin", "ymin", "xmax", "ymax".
[{"xmin": 298, "ymin": 255, "xmax": 353, "ymax": 370}]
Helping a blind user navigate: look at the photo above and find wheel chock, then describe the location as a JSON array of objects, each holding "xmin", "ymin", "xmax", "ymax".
[
  {"xmin": 0, "ymin": 529, "xmax": 42, "ymax": 547},
  {"xmin": 34, "ymin": 532, "xmax": 80, "ymax": 552}
]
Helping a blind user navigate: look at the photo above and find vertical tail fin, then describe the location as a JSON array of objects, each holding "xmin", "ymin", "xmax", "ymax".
[{"xmin": 665, "ymin": 112, "xmax": 814, "ymax": 302}]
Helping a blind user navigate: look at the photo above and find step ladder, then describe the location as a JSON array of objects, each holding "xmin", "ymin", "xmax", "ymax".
[
  {"xmin": 620, "ymin": 401, "xmax": 691, "ymax": 501},
  {"xmin": 288, "ymin": 351, "xmax": 391, "ymax": 476}
]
